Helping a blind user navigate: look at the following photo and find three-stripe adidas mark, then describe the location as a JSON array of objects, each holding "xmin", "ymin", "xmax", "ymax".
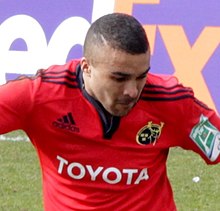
[{"xmin": 52, "ymin": 112, "xmax": 80, "ymax": 133}]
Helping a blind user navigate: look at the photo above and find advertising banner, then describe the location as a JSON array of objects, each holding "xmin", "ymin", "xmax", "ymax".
[{"xmin": 0, "ymin": 0, "xmax": 219, "ymax": 113}]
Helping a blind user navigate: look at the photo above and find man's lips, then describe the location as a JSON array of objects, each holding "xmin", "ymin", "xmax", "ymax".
[{"xmin": 117, "ymin": 99, "xmax": 136, "ymax": 105}]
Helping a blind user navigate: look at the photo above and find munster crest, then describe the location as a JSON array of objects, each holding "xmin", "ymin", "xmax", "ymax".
[{"xmin": 136, "ymin": 121, "xmax": 164, "ymax": 145}]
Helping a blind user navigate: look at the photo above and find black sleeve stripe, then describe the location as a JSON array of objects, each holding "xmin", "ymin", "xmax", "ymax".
[
  {"xmin": 141, "ymin": 80, "xmax": 195, "ymax": 101},
  {"xmin": 41, "ymin": 80, "xmax": 79, "ymax": 88},
  {"xmin": 194, "ymin": 98, "xmax": 212, "ymax": 110},
  {"xmin": 140, "ymin": 94, "xmax": 194, "ymax": 101},
  {"xmin": 142, "ymin": 88, "xmax": 193, "ymax": 95},
  {"xmin": 39, "ymin": 69, "xmax": 79, "ymax": 88},
  {"xmin": 41, "ymin": 75, "xmax": 76, "ymax": 82},
  {"xmin": 39, "ymin": 69, "xmax": 76, "ymax": 76}
]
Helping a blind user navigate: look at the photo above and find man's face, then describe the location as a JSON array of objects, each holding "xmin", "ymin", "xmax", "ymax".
[{"xmin": 81, "ymin": 45, "xmax": 150, "ymax": 117}]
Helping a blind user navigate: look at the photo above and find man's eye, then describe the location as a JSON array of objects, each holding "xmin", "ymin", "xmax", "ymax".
[
  {"xmin": 137, "ymin": 75, "xmax": 147, "ymax": 80},
  {"xmin": 114, "ymin": 77, "xmax": 127, "ymax": 82}
]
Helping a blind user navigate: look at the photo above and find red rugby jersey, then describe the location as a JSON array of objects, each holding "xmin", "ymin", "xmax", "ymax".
[{"xmin": 0, "ymin": 59, "xmax": 220, "ymax": 211}]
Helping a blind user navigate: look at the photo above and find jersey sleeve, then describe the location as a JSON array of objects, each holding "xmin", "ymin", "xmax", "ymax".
[
  {"xmin": 182, "ymin": 96, "xmax": 220, "ymax": 164},
  {"xmin": 0, "ymin": 77, "xmax": 37, "ymax": 134}
]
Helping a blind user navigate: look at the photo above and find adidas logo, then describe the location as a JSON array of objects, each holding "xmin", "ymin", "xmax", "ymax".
[{"xmin": 52, "ymin": 112, "xmax": 80, "ymax": 133}]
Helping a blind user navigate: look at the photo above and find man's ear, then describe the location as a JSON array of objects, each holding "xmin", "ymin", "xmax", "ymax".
[{"xmin": 80, "ymin": 57, "xmax": 91, "ymax": 76}]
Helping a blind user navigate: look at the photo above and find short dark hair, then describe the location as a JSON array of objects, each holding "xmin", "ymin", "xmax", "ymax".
[{"xmin": 83, "ymin": 13, "xmax": 149, "ymax": 58}]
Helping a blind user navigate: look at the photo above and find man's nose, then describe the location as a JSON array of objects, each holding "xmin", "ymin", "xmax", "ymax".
[{"xmin": 123, "ymin": 81, "xmax": 139, "ymax": 98}]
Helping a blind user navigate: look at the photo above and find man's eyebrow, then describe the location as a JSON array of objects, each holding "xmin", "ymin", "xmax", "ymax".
[
  {"xmin": 139, "ymin": 66, "xmax": 151, "ymax": 76},
  {"xmin": 111, "ymin": 66, "xmax": 150, "ymax": 77},
  {"xmin": 111, "ymin": 72, "xmax": 130, "ymax": 77}
]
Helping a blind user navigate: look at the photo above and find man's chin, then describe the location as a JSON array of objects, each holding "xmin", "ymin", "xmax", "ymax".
[{"xmin": 109, "ymin": 107, "xmax": 133, "ymax": 117}]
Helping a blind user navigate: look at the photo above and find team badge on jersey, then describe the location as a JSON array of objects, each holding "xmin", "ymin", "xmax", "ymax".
[
  {"xmin": 190, "ymin": 114, "xmax": 220, "ymax": 161},
  {"xmin": 136, "ymin": 121, "xmax": 164, "ymax": 145}
]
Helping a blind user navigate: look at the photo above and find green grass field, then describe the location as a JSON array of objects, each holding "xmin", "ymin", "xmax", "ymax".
[{"xmin": 0, "ymin": 131, "xmax": 220, "ymax": 211}]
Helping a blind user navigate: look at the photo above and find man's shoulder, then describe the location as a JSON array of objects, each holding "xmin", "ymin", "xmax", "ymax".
[
  {"xmin": 36, "ymin": 59, "xmax": 81, "ymax": 89},
  {"xmin": 140, "ymin": 73, "xmax": 194, "ymax": 101},
  {"xmin": 30, "ymin": 59, "xmax": 82, "ymax": 103}
]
